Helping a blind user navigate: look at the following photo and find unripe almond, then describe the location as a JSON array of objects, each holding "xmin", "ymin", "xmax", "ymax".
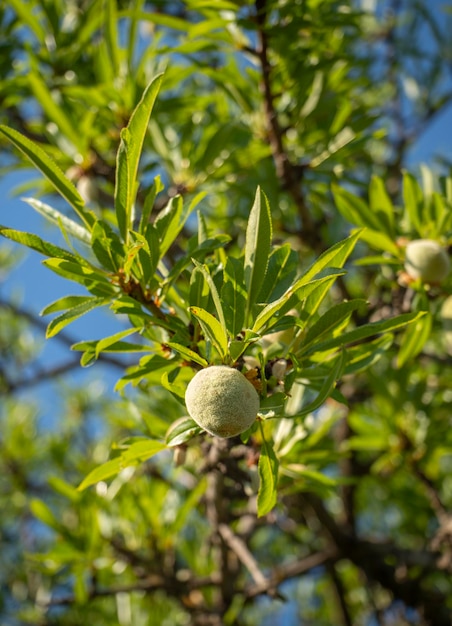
[
  {"xmin": 404, "ymin": 239, "xmax": 450, "ymax": 284},
  {"xmin": 185, "ymin": 366, "xmax": 260, "ymax": 438}
]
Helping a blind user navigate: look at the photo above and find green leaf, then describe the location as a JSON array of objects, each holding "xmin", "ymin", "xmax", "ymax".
[
  {"xmin": 139, "ymin": 175, "xmax": 164, "ymax": 233},
  {"xmin": 30, "ymin": 499, "xmax": 63, "ymax": 533},
  {"xmin": 28, "ymin": 71, "xmax": 85, "ymax": 152},
  {"xmin": 292, "ymin": 351, "xmax": 345, "ymax": 418},
  {"xmin": 154, "ymin": 192, "xmax": 204, "ymax": 258},
  {"xmin": 0, "ymin": 226, "xmax": 78, "ymax": 262},
  {"xmin": 94, "ymin": 328, "xmax": 141, "ymax": 357},
  {"xmin": 114, "ymin": 74, "xmax": 164, "ymax": 242},
  {"xmin": 397, "ymin": 311, "xmax": 432, "ymax": 368},
  {"xmin": 42, "ymin": 258, "xmax": 116, "ymax": 296},
  {"xmin": 333, "ymin": 184, "xmax": 384, "ymax": 232},
  {"xmin": 189, "ymin": 306, "xmax": 229, "ymax": 361},
  {"xmin": 343, "ymin": 335, "xmax": 393, "ymax": 375},
  {"xmin": 244, "ymin": 187, "xmax": 272, "ymax": 321},
  {"xmin": 77, "ymin": 439, "xmax": 166, "ymax": 490},
  {"xmin": 257, "ymin": 244, "xmax": 298, "ymax": 303},
  {"xmin": 7, "ymin": 0, "xmax": 47, "ymax": 42},
  {"xmin": 252, "ymin": 271, "xmax": 344, "ymax": 335},
  {"xmin": 115, "ymin": 127, "xmax": 133, "ymax": 242},
  {"xmin": 368, "ymin": 175, "xmax": 395, "ymax": 238},
  {"xmin": 46, "ymin": 297, "xmax": 109, "ymax": 338},
  {"xmin": 302, "ymin": 311, "xmax": 426, "ymax": 356},
  {"xmin": 91, "ymin": 220, "xmax": 124, "ymax": 272},
  {"xmin": 302, "ymin": 299, "xmax": 367, "ymax": 351},
  {"xmin": 165, "ymin": 342, "xmax": 209, "ymax": 367},
  {"xmin": 115, "ymin": 354, "xmax": 177, "ymax": 391},
  {"xmin": 72, "ymin": 338, "xmax": 150, "ymax": 354},
  {"xmin": 301, "ymin": 230, "xmax": 362, "ymax": 283},
  {"xmin": 189, "ymin": 266, "xmax": 210, "ymax": 311},
  {"xmin": 192, "ymin": 261, "xmax": 228, "ymax": 338},
  {"xmin": 403, "ymin": 171, "xmax": 424, "ymax": 235},
  {"xmin": 356, "ymin": 228, "xmax": 400, "ymax": 256},
  {"xmin": 22, "ymin": 197, "xmax": 91, "ymax": 244},
  {"xmin": 0, "ymin": 125, "xmax": 95, "ymax": 230},
  {"xmin": 104, "ymin": 0, "xmax": 120, "ymax": 76},
  {"xmin": 41, "ymin": 295, "xmax": 95, "ymax": 316},
  {"xmin": 166, "ymin": 417, "xmax": 200, "ymax": 447},
  {"xmin": 257, "ymin": 425, "xmax": 279, "ymax": 517},
  {"xmin": 221, "ymin": 256, "xmax": 247, "ymax": 337}
]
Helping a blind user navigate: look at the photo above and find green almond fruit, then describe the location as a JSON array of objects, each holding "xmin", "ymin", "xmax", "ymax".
[
  {"xmin": 404, "ymin": 239, "xmax": 450, "ymax": 284},
  {"xmin": 185, "ymin": 366, "xmax": 260, "ymax": 438}
]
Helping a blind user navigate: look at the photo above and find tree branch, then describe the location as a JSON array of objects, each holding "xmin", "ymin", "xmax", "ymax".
[
  {"xmin": 244, "ymin": 548, "xmax": 337, "ymax": 599},
  {"xmin": 0, "ymin": 297, "xmax": 130, "ymax": 391},
  {"xmin": 254, "ymin": 0, "xmax": 319, "ymax": 247},
  {"xmin": 39, "ymin": 572, "xmax": 222, "ymax": 608},
  {"xmin": 287, "ymin": 492, "xmax": 451, "ymax": 626},
  {"xmin": 218, "ymin": 523, "xmax": 269, "ymax": 590}
]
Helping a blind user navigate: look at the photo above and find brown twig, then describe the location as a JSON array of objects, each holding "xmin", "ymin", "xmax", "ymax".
[
  {"xmin": 218, "ymin": 523, "xmax": 269, "ymax": 590},
  {"xmin": 39, "ymin": 572, "xmax": 222, "ymax": 608},
  {"xmin": 327, "ymin": 562, "xmax": 354, "ymax": 626},
  {"xmin": 244, "ymin": 548, "xmax": 337, "ymax": 599},
  {"xmin": 2, "ymin": 358, "xmax": 89, "ymax": 394},
  {"xmin": 254, "ymin": 0, "xmax": 319, "ymax": 247}
]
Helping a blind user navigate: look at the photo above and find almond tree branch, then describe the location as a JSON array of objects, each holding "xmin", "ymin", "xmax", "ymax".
[
  {"xmin": 39, "ymin": 572, "xmax": 222, "ymax": 608},
  {"xmin": 2, "ymin": 358, "xmax": 89, "ymax": 394},
  {"xmin": 0, "ymin": 297, "xmax": 129, "ymax": 390},
  {"xmin": 244, "ymin": 548, "xmax": 337, "ymax": 599},
  {"xmin": 218, "ymin": 523, "xmax": 269, "ymax": 590},
  {"xmin": 292, "ymin": 492, "xmax": 451, "ymax": 626},
  {"xmin": 327, "ymin": 562, "xmax": 354, "ymax": 626},
  {"xmin": 254, "ymin": 0, "xmax": 319, "ymax": 248}
]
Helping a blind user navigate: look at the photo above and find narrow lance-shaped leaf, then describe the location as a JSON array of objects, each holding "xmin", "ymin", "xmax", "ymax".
[
  {"xmin": 28, "ymin": 71, "xmax": 85, "ymax": 152},
  {"xmin": 91, "ymin": 220, "xmax": 124, "ymax": 272},
  {"xmin": 302, "ymin": 299, "xmax": 367, "ymax": 350},
  {"xmin": 291, "ymin": 351, "xmax": 345, "ymax": 419},
  {"xmin": 258, "ymin": 244, "xmax": 298, "ymax": 303},
  {"xmin": 42, "ymin": 258, "xmax": 117, "ymax": 297},
  {"xmin": 368, "ymin": 175, "xmax": 395, "ymax": 238},
  {"xmin": 252, "ymin": 271, "xmax": 345, "ymax": 334},
  {"xmin": 244, "ymin": 187, "xmax": 272, "ymax": 322},
  {"xmin": 139, "ymin": 174, "xmax": 164, "ymax": 233},
  {"xmin": 41, "ymin": 295, "xmax": 95, "ymax": 316},
  {"xmin": 301, "ymin": 311, "xmax": 426, "ymax": 356},
  {"xmin": 115, "ymin": 128, "xmax": 133, "ymax": 242},
  {"xmin": 77, "ymin": 440, "xmax": 166, "ymax": 491},
  {"xmin": 22, "ymin": 197, "xmax": 91, "ymax": 244},
  {"xmin": 95, "ymin": 328, "xmax": 141, "ymax": 357},
  {"xmin": 165, "ymin": 342, "xmax": 209, "ymax": 367},
  {"xmin": 257, "ymin": 423, "xmax": 279, "ymax": 517},
  {"xmin": 0, "ymin": 226, "xmax": 78, "ymax": 262},
  {"xmin": 0, "ymin": 125, "xmax": 95, "ymax": 230},
  {"xmin": 301, "ymin": 229, "xmax": 362, "ymax": 283},
  {"xmin": 114, "ymin": 73, "xmax": 164, "ymax": 242},
  {"xmin": 396, "ymin": 311, "xmax": 432, "ymax": 368},
  {"xmin": 189, "ymin": 306, "xmax": 229, "ymax": 362},
  {"xmin": 105, "ymin": 0, "xmax": 120, "ymax": 76},
  {"xmin": 192, "ymin": 261, "xmax": 228, "ymax": 337},
  {"xmin": 403, "ymin": 171, "xmax": 424, "ymax": 235},
  {"xmin": 332, "ymin": 185, "xmax": 382, "ymax": 232},
  {"xmin": 222, "ymin": 256, "xmax": 247, "ymax": 337},
  {"xmin": 46, "ymin": 297, "xmax": 110, "ymax": 338},
  {"xmin": 166, "ymin": 417, "xmax": 205, "ymax": 447}
]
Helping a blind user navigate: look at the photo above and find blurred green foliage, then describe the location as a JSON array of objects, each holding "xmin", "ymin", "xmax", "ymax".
[{"xmin": 1, "ymin": 1, "xmax": 452, "ymax": 625}]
